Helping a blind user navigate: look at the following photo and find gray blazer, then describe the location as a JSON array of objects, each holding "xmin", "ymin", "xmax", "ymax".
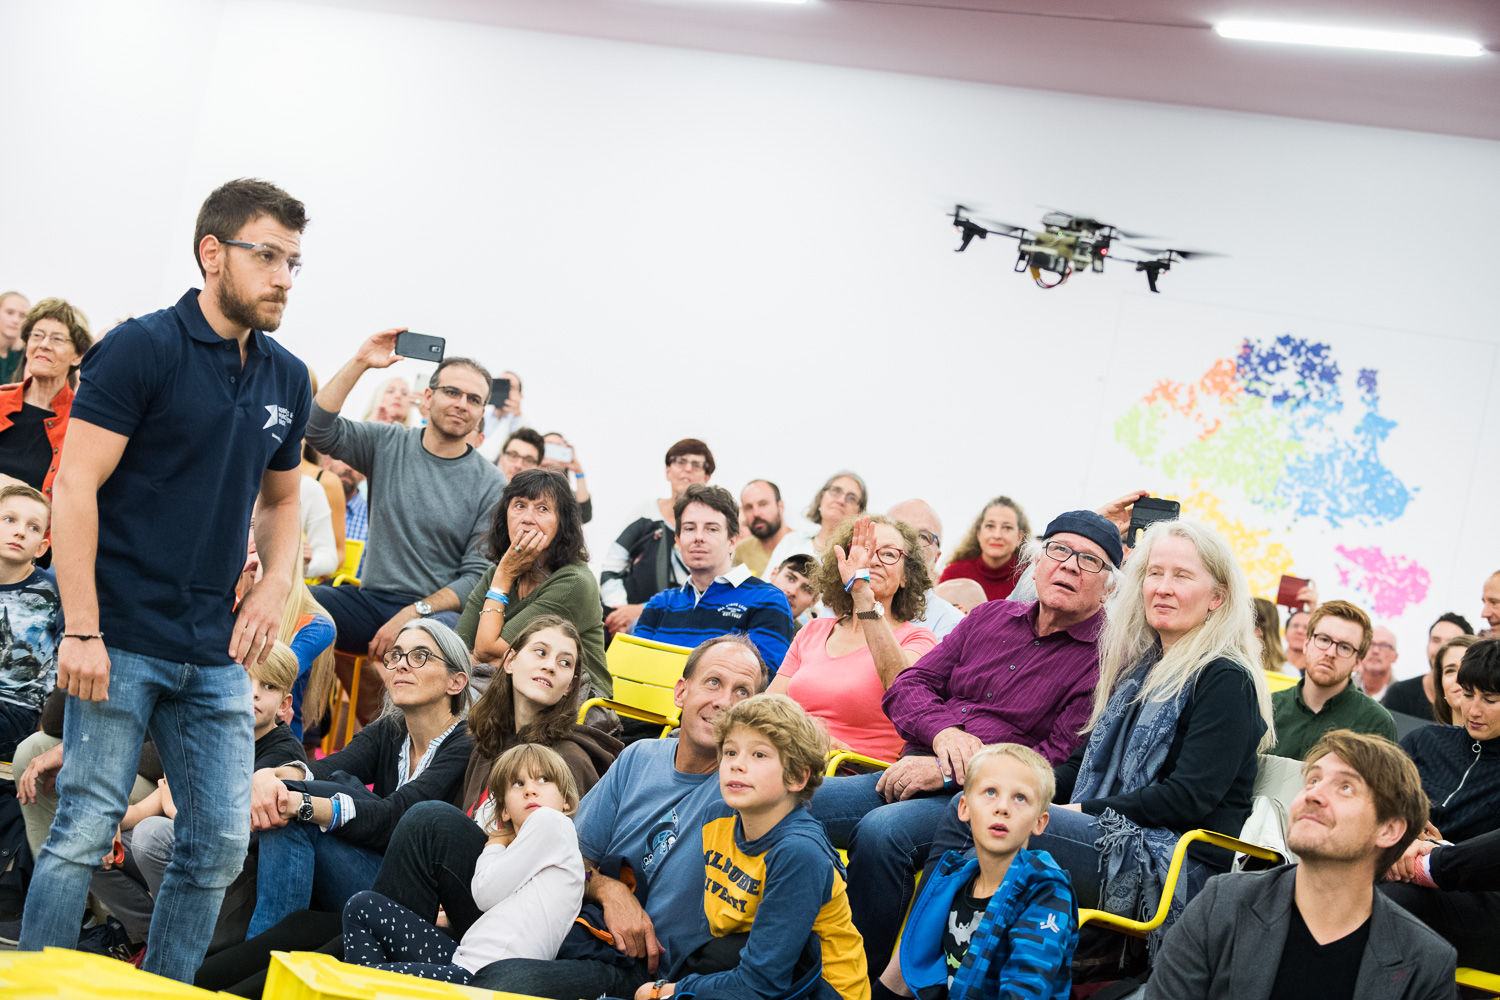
[{"xmin": 1146, "ymin": 865, "xmax": 1456, "ymax": 1000}]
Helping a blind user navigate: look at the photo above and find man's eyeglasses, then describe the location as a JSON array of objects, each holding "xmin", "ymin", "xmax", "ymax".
[
  {"xmin": 669, "ymin": 457, "xmax": 707, "ymax": 471},
  {"xmin": 1042, "ymin": 540, "xmax": 1107, "ymax": 575},
  {"xmin": 502, "ymin": 449, "xmax": 540, "ymax": 468},
  {"xmin": 918, "ymin": 530, "xmax": 940, "ymax": 550},
  {"xmin": 1370, "ymin": 641, "xmax": 1396, "ymax": 653},
  {"xmin": 434, "ymin": 384, "xmax": 486, "ymax": 408},
  {"xmin": 1309, "ymin": 632, "xmax": 1359, "ymax": 660},
  {"xmin": 219, "ymin": 239, "xmax": 302, "ymax": 278},
  {"xmin": 382, "ymin": 648, "xmax": 447, "ymax": 670}
]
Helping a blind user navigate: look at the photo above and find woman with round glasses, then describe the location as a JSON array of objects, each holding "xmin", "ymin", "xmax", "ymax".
[
  {"xmin": 0, "ymin": 298, "xmax": 93, "ymax": 497},
  {"xmin": 769, "ymin": 515, "xmax": 936, "ymax": 762},
  {"xmin": 764, "ymin": 470, "xmax": 869, "ymax": 576},
  {"xmin": 939, "ymin": 495, "xmax": 1030, "ymax": 603},
  {"xmin": 245, "ymin": 618, "xmax": 475, "ymax": 937},
  {"xmin": 1038, "ymin": 518, "xmax": 1273, "ymax": 936}
]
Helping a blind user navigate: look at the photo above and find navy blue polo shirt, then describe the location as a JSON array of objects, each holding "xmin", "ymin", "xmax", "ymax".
[{"xmin": 70, "ymin": 289, "xmax": 310, "ymax": 664}]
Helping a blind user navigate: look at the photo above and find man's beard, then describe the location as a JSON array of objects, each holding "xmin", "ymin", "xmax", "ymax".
[
  {"xmin": 217, "ymin": 266, "xmax": 285, "ymax": 332},
  {"xmin": 749, "ymin": 516, "xmax": 782, "ymax": 541}
]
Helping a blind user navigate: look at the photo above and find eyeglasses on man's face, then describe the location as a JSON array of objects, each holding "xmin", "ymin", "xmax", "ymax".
[
  {"xmin": 1309, "ymin": 632, "xmax": 1359, "ymax": 661},
  {"xmin": 917, "ymin": 530, "xmax": 940, "ymax": 550},
  {"xmin": 382, "ymin": 647, "xmax": 447, "ymax": 670},
  {"xmin": 1042, "ymin": 540, "xmax": 1106, "ymax": 574},
  {"xmin": 219, "ymin": 239, "xmax": 302, "ymax": 278},
  {"xmin": 433, "ymin": 384, "xmax": 486, "ymax": 409},
  {"xmin": 502, "ymin": 449, "xmax": 540, "ymax": 468}
]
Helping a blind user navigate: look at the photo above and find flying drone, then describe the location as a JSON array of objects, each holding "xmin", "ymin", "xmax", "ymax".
[{"xmin": 949, "ymin": 205, "xmax": 1223, "ymax": 292}]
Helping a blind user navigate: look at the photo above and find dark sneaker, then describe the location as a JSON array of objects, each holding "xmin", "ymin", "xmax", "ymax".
[
  {"xmin": 75, "ymin": 915, "xmax": 137, "ymax": 961},
  {"xmin": 0, "ymin": 916, "xmax": 20, "ymax": 949}
]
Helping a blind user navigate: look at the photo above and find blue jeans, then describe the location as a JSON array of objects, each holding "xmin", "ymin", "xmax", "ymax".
[
  {"xmin": 808, "ymin": 772, "xmax": 961, "ymax": 976},
  {"xmin": 1015, "ymin": 807, "xmax": 1106, "ymax": 908},
  {"xmin": 19, "ymin": 647, "xmax": 253, "ymax": 982},
  {"xmin": 247, "ymin": 821, "xmax": 383, "ymax": 937}
]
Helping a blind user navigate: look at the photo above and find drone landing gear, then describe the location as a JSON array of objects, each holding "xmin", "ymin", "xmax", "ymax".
[{"xmin": 1135, "ymin": 259, "xmax": 1171, "ymax": 293}]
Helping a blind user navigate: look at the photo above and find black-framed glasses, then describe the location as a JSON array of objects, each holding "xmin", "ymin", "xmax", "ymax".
[
  {"xmin": 434, "ymin": 384, "xmax": 486, "ymax": 408},
  {"xmin": 220, "ymin": 239, "xmax": 302, "ymax": 277},
  {"xmin": 1309, "ymin": 632, "xmax": 1358, "ymax": 660},
  {"xmin": 872, "ymin": 546, "xmax": 904, "ymax": 567},
  {"xmin": 1042, "ymin": 540, "xmax": 1107, "ymax": 574},
  {"xmin": 382, "ymin": 648, "xmax": 447, "ymax": 670},
  {"xmin": 918, "ymin": 530, "xmax": 940, "ymax": 550},
  {"xmin": 502, "ymin": 449, "xmax": 540, "ymax": 468}
]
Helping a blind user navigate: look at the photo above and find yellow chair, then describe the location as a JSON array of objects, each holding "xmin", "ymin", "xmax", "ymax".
[
  {"xmin": 577, "ymin": 634, "xmax": 693, "ymax": 737},
  {"xmin": 1077, "ymin": 829, "xmax": 1283, "ymax": 937},
  {"xmin": 264, "ymin": 950, "xmax": 541, "ymax": 998},
  {"xmin": 328, "ymin": 537, "xmax": 365, "ymax": 588},
  {"xmin": 1263, "ymin": 670, "xmax": 1298, "ymax": 693},
  {"xmin": 1458, "ymin": 968, "xmax": 1500, "ymax": 996},
  {"xmin": 824, "ymin": 750, "xmax": 893, "ymax": 776},
  {"xmin": 0, "ymin": 947, "xmax": 221, "ymax": 997}
]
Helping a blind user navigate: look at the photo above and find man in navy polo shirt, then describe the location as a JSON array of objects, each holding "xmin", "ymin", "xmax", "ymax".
[
  {"xmin": 20, "ymin": 179, "xmax": 311, "ymax": 982},
  {"xmin": 634, "ymin": 483, "xmax": 794, "ymax": 671}
]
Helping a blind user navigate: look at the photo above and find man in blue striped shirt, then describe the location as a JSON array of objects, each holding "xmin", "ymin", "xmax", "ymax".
[{"xmin": 635, "ymin": 484, "xmax": 795, "ymax": 673}]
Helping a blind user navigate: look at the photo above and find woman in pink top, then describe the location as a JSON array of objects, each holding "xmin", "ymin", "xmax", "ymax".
[{"xmin": 769, "ymin": 515, "xmax": 937, "ymax": 762}]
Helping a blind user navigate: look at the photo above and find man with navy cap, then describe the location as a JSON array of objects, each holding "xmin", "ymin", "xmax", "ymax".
[{"xmin": 810, "ymin": 508, "xmax": 1123, "ymax": 975}]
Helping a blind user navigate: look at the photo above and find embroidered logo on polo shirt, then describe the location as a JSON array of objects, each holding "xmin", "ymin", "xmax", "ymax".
[
  {"xmin": 719, "ymin": 603, "xmax": 748, "ymax": 620},
  {"xmin": 263, "ymin": 404, "xmax": 294, "ymax": 442}
]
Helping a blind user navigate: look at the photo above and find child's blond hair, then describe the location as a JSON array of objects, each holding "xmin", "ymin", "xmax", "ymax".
[
  {"xmin": 963, "ymin": 743, "xmax": 1055, "ymax": 814},
  {"xmin": 248, "ymin": 641, "xmax": 298, "ymax": 695},
  {"xmin": 714, "ymin": 694, "xmax": 828, "ymax": 803},
  {"xmin": 0, "ymin": 484, "xmax": 49, "ymax": 516},
  {"xmin": 486, "ymin": 743, "xmax": 581, "ymax": 835}
]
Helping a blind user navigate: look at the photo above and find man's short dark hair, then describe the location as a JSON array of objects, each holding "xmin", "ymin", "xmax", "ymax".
[
  {"xmin": 503, "ymin": 427, "xmax": 546, "ymax": 461},
  {"xmin": 428, "ymin": 357, "xmax": 493, "ymax": 403},
  {"xmin": 194, "ymin": 179, "xmax": 307, "ymax": 277},
  {"xmin": 681, "ymin": 634, "xmax": 768, "ymax": 692},
  {"xmin": 483, "ymin": 469, "xmax": 588, "ymax": 572},
  {"xmin": 1457, "ymin": 638, "xmax": 1500, "ymax": 696},
  {"xmin": 777, "ymin": 553, "xmax": 814, "ymax": 578},
  {"xmin": 745, "ymin": 479, "xmax": 781, "ymax": 503},
  {"xmin": 1303, "ymin": 729, "xmax": 1428, "ymax": 878},
  {"xmin": 1430, "ymin": 612, "xmax": 1474, "ymax": 637},
  {"xmin": 674, "ymin": 483, "xmax": 738, "ymax": 537},
  {"xmin": 665, "ymin": 438, "xmax": 715, "ymax": 477}
]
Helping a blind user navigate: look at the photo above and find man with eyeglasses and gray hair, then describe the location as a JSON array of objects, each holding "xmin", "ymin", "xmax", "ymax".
[
  {"xmin": 1360, "ymin": 625, "xmax": 1399, "ymax": 701},
  {"xmin": 308, "ymin": 333, "xmax": 503, "ymax": 666},
  {"xmin": 1270, "ymin": 599, "xmax": 1398, "ymax": 761},
  {"xmin": 808, "ymin": 507, "xmax": 1123, "ymax": 974}
]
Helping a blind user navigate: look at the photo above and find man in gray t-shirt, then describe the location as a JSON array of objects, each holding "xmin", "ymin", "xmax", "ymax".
[
  {"xmin": 308, "ymin": 330, "xmax": 503, "ymax": 661},
  {"xmin": 471, "ymin": 635, "xmax": 766, "ymax": 1000}
]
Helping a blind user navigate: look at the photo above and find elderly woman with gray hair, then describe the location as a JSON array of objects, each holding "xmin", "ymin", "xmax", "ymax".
[{"xmin": 245, "ymin": 618, "xmax": 475, "ymax": 937}]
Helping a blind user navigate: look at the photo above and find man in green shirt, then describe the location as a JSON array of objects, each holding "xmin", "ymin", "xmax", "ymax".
[{"xmin": 1272, "ymin": 599, "xmax": 1398, "ymax": 759}]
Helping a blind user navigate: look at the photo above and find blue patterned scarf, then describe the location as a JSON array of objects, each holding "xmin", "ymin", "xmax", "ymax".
[{"xmin": 1070, "ymin": 653, "xmax": 1191, "ymax": 950}]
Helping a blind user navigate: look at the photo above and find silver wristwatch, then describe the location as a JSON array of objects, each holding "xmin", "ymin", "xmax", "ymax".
[
  {"xmin": 855, "ymin": 604, "xmax": 884, "ymax": 621},
  {"xmin": 413, "ymin": 600, "xmax": 433, "ymax": 616},
  {"xmin": 296, "ymin": 792, "xmax": 314, "ymax": 823}
]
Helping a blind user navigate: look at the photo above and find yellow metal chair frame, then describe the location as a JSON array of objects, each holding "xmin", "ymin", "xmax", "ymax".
[
  {"xmin": 1458, "ymin": 968, "xmax": 1500, "ymax": 996},
  {"xmin": 319, "ymin": 545, "xmax": 369, "ymax": 755},
  {"xmin": 329, "ymin": 537, "xmax": 365, "ymax": 588},
  {"xmin": 1077, "ymin": 829, "xmax": 1282, "ymax": 937},
  {"xmin": 578, "ymin": 634, "xmax": 693, "ymax": 737},
  {"xmin": 824, "ymin": 750, "xmax": 893, "ymax": 776}
]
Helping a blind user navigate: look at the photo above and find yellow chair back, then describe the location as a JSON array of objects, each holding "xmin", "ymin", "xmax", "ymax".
[
  {"xmin": 329, "ymin": 538, "xmax": 365, "ymax": 588},
  {"xmin": 577, "ymin": 633, "xmax": 693, "ymax": 736},
  {"xmin": 1264, "ymin": 670, "xmax": 1298, "ymax": 693}
]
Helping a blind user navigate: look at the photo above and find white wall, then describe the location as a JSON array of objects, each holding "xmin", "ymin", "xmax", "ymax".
[{"xmin": 4, "ymin": 0, "xmax": 1497, "ymax": 675}]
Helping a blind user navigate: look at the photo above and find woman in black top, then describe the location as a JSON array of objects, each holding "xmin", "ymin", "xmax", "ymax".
[
  {"xmin": 1038, "ymin": 519, "xmax": 1273, "ymax": 931},
  {"xmin": 244, "ymin": 618, "xmax": 475, "ymax": 937},
  {"xmin": 0, "ymin": 298, "xmax": 92, "ymax": 496}
]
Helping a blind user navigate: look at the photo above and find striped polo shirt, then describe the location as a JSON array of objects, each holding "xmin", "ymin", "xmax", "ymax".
[{"xmin": 634, "ymin": 564, "xmax": 795, "ymax": 673}]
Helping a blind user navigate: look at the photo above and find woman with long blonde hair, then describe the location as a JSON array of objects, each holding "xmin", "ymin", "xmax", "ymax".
[
  {"xmin": 1036, "ymin": 518, "xmax": 1273, "ymax": 942},
  {"xmin": 276, "ymin": 554, "xmax": 338, "ymax": 741}
]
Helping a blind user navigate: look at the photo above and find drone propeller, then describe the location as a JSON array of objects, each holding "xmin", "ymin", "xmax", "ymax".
[{"xmin": 1124, "ymin": 245, "xmax": 1227, "ymax": 260}]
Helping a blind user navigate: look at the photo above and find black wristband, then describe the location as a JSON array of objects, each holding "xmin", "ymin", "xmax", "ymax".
[{"xmin": 63, "ymin": 633, "xmax": 104, "ymax": 641}]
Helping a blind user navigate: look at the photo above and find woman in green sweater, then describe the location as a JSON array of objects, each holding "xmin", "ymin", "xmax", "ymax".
[{"xmin": 457, "ymin": 469, "xmax": 610, "ymax": 695}]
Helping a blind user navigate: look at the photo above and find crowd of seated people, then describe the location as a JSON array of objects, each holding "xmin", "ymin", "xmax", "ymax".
[{"xmin": 2, "ymin": 176, "xmax": 1494, "ymax": 1000}]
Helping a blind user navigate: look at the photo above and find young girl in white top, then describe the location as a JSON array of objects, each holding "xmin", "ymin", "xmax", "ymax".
[{"xmin": 341, "ymin": 743, "xmax": 586, "ymax": 984}]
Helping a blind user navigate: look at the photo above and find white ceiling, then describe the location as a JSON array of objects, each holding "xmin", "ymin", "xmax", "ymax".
[{"xmin": 297, "ymin": 0, "xmax": 1500, "ymax": 140}]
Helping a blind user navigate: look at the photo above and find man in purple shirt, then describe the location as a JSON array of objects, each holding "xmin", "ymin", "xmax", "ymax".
[{"xmin": 809, "ymin": 509, "xmax": 1122, "ymax": 975}]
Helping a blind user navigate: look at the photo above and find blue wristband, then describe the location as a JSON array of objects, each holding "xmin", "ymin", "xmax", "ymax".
[
  {"xmin": 328, "ymin": 795, "xmax": 341, "ymax": 830},
  {"xmin": 844, "ymin": 569, "xmax": 871, "ymax": 593},
  {"xmin": 486, "ymin": 589, "xmax": 510, "ymax": 606}
]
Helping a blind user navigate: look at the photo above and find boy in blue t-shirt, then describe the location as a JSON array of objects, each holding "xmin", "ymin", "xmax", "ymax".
[
  {"xmin": 0, "ymin": 484, "xmax": 61, "ymax": 760},
  {"xmin": 878, "ymin": 743, "xmax": 1077, "ymax": 1000}
]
